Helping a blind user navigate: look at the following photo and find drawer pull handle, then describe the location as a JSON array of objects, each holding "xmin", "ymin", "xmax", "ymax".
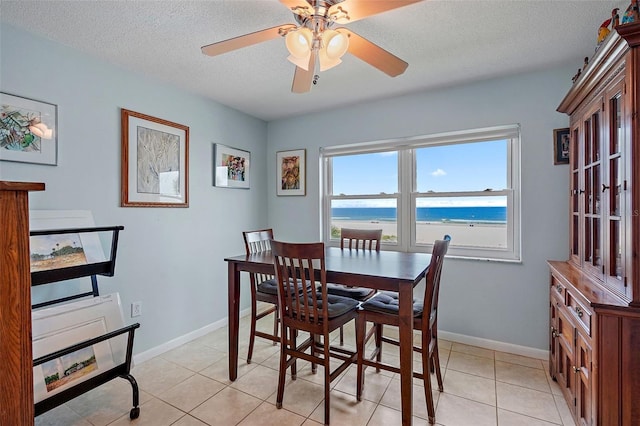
[
  {"xmin": 575, "ymin": 306, "xmax": 584, "ymax": 317},
  {"xmin": 551, "ymin": 327, "xmax": 558, "ymax": 338},
  {"xmin": 556, "ymin": 285, "xmax": 563, "ymax": 294}
]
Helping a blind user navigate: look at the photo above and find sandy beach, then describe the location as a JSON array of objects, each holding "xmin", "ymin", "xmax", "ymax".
[{"xmin": 332, "ymin": 220, "xmax": 507, "ymax": 248}]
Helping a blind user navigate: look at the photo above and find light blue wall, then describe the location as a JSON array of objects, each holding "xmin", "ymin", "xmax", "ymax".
[
  {"xmin": 0, "ymin": 24, "xmax": 269, "ymax": 353},
  {"xmin": 266, "ymin": 68, "xmax": 572, "ymax": 350}
]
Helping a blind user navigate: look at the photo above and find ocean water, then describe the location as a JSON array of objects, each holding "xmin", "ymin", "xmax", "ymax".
[{"xmin": 332, "ymin": 206, "xmax": 506, "ymax": 224}]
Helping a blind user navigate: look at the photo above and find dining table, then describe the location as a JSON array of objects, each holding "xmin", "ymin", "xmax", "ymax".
[{"xmin": 224, "ymin": 246, "xmax": 432, "ymax": 426}]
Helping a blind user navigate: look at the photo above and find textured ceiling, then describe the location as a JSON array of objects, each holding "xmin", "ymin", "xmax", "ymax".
[{"xmin": 0, "ymin": 0, "xmax": 627, "ymax": 121}]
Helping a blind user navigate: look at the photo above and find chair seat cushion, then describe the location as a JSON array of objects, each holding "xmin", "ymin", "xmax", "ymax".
[
  {"xmin": 257, "ymin": 278, "xmax": 311, "ymax": 296},
  {"xmin": 360, "ymin": 291, "xmax": 424, "ymax": 317},
  {"xmin": 296, "ymin": 293, "xmax": 359, "ymax": 319},
  {"xmin": 326, "ymin": 283, "xmax": 375, "ymax": 301}
]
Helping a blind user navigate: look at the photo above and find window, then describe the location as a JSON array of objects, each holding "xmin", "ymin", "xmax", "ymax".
[{"xmin": 321, "ymin": 125, "xmax": 521, "ymax": 261}]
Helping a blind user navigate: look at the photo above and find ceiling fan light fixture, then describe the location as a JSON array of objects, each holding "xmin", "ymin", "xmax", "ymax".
[
  {"xmin": 285, "ymin": 27, "xmax": 312, "ymax": 59},
  {"xmin": 318, "ymin": 29, "xmax": 348, "ymax": 71},
  {"xmin": 287, "ymin": 52, "xmax": 312, "ymax": 70}
]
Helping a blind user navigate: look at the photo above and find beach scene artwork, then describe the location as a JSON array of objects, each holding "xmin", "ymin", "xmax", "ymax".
[
  {"xmin": 30, "ymin": 233, "xmax": 88, "ymax": 272},
  {"xmin": 41, "ymin": 346, "xmax": 98, "ymax": 392}
]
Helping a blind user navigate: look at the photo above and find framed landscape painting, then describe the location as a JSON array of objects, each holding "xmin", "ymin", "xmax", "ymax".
[
  {"xmin": 121, "ymin": 108, "xmax": 189, "ymax": 207},
  {"xmin": 277, "ymin": 149, "xmax": 305, "ymax": 196},
  {"xmin": 0, "ymin": 92, "xmax": 57, "ymax": 165}
]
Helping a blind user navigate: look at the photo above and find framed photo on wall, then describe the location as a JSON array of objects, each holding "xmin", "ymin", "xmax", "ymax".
[
  {"xmin": 121, "ymin": 109, "xmax": 189, "ymax": 207},
  {"xmin": 277, "ymin": 149, "xmax": 306, "ymax": 196},
  {"xmin": 553, "ymin": 127, "xmax": 570, "ymax": 165},
  {"xmin": 0, "ymin": 92, "xmax": 58, "ymax": 165},
  {"xmin": 213, "ymin": 143, "xmax": 251, "ymax": 189}
]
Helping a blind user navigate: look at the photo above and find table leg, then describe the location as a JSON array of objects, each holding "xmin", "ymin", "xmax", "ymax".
[
  {"xmin": 398, "ymin": 283, "xmax": 413, "ymax": 426},
  {"xmin": 228, "ymin": 261, "xmax": 240, "ymax": 381}
]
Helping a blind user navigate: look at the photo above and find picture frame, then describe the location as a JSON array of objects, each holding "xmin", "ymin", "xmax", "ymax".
[
  {"xmin": 213, "ymin": 143, "xmax": 251, "ymax": 189},
  {"xmin": 553, "ymin": 127, "xmax": 570, "ymax": 165},
  {"xmin": 277, "ymin": 149, "xmax": 306, "ymax": 196},
  {"xmin": 0, "ymin": 92, "xmax": 58, "ymax": 165},
  {"xmin": 31, "ymin": 293, "xmax": 126, "ymax": 403},
  {"xmin": 121, "ymin": 108, "xmax": 189, "ymax": 207}
]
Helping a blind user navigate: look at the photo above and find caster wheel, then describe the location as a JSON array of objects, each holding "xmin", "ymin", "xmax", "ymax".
[{"xmin": 130, "ymin": 406, "xmax": 140, "ymax": 419}]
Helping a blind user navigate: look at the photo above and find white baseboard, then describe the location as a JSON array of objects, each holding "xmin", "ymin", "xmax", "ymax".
[
  {"xmin": 133, "ymin": 307, "xmax": 251, "ymax": 365},
  {"xmin": 133, "ymin": 310, "xmax": 548, "ymax": 365}
]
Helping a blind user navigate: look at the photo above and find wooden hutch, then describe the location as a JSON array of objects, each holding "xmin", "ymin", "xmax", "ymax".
[{"xmin": 549, "ymin": 22, "xmax": 640, "ymax": 425}]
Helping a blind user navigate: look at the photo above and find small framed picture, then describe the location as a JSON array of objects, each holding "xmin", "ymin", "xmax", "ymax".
[
  {"xmin": 0, "ymin": 92, "xmax": 58, "ymax": 165},
  {"xmin": 213, "ymin": 143, "xmax": 251, "ymax": 189},
  {"xmin": 121, "ymin": 109, "xmax": 189, "ymax": 207},
  {"xmin": 553, "ymin": 128, "xmax": 570, "ymax": 165},
  {"xmin": 277, "ymin": 149, "xmax": 306, "ymax": 196}
]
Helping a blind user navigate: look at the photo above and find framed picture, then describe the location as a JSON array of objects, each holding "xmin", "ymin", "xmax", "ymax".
[
  {"xmin": 0, "ymin": 92, "xmax": 57, "ymax": 165},
  {"xmin": 121, "ymin": 109, "xmax": 189, "ymax": 207},
  {"xmin": 213, "ymin": 143, "xmax": 251, "ymax": 189},
  {"xmin": 553, "ymin": 128, "xmax": 570, "ymax": 165},
  {"xmin": 277, "ymin": 149, "xmax": 306, "ymax": 196},
  {"xmin": 32, "ymin": 293, "xmax": 126, "ymax": 403}
]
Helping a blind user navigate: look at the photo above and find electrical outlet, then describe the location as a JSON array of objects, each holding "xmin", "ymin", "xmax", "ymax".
[{"xmin": 131, "ymin": 301, "xmax": 142, "ymax": 317}]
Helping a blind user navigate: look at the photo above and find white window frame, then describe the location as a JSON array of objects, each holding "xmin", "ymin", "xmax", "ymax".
[{"xmin": 321, "ymin": 125, "xmax": 521, "ymax": 262}]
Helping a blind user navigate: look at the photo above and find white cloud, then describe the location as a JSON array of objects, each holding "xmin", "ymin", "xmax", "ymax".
[{"xmin": 431, "ymin": 168, "xmax": 446, "ymax": 177}]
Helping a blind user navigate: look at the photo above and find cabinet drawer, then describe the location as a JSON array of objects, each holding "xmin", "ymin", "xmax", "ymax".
[
  {"xmin": 566, "ymin": 292, "xmax": 592, "ymax": 335},
  {"xmin": 550, "ymin": 276, "xmax": 567, "ymax": 305}
]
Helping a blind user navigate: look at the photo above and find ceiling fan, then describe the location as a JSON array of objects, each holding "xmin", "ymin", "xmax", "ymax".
[{"xmin": 201, "ymin": 0, "xmax": 421, "ymax": 93}]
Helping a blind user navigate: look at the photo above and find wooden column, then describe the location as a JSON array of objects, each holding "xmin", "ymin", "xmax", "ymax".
[{"xmin": 0, "ymin": 181, "xmax": 44, "ymax": 426}]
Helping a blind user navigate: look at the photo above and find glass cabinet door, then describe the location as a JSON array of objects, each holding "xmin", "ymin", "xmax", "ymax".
[
  {"xmin": 583, "ymin": 105, "xmax": 603, "ymax": 280},
  {"xmin": 570, "ymin": 127, "xmax": 580, "ymax": 263}
]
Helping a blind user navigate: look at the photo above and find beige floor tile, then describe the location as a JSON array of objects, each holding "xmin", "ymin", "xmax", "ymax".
[
  {"xmin": 160, "ymin": 340, "xmax": 227, "ymax": 372},
  {"xmin": 108, "ymin": 397, "xmax": 184, "ymax": 426},
  {"xmin": 238, "ymin": 340, "xmax": 281, "ymax": 364},
  {"xmin": 199, "ymin": 354, "xmax": 258, "ymax": 385},
  {"xmin": 301, "ymin": 419, "xmax": 323, "ymax": 425},
  {"xmin": 131, "ymin": 357, "xmax": 195, "ymax": 396},
  {"xmin": 157, "ymin": 373, "xmax": 226, "ymax": 412},
  {"xmin": 64, "ymin": 376, "xmax": 152, "ymax": 426},
  {"xmin": 192, "ymin": 329, "xmax": 229, "ymax": 353},
  {"xmin": 334, "ymin": 365, "xmax": 393, "ymax": 403},
  {"xmin": 497, "ymin": 408, "xmax": 562, "ymax": 425},
  {"xmin": 189, "ymin": 387, "xmax": 262, "ymax": 425},
  {"xmin": 230, "ymin": 364, "xmax": 281, "ymax": 399},
  {"xmin": 496, "ymin": 382, "xmax": 561, "ymax": 424},
  {"xmin": 237, "ymin": 401, "xmax": 306, "ymax": 426},
  {"xmin": 379, "ymin": 377, "xmax": 438, "ymax": 420},
  {"xmin": 266, "ymin": 375, "xmax": 324, "ymax": 417},
  {"xmin": 496, "ymin": 361, "xmax": 551, "ymax": 393},
  {"xmin": 450, "ymin": 343, "xmax": 495, "ymax": 360},
  {"xmin": 495, "ymin": 352, "xmax": 545, "ymax": 369},
  {"xmin": 442, "ymin": 369, "xmax": 496, "ymax": 406},
  {"xmin": 545, "ymin": 371, "xmax": 564, "ymax": 396},
  {"xmin": 366, "ymin": 404, "xmax": 431, "ymax": 426},
  {"xmin": 447, "ymin": 351, "xmax": 495, "ymax": 379},
  {"xmin": 553, "ymin": 394, "xmax": 575, "ymax": 426},
  {"xmin": 35, "ymin": 404, "xmax": 92, "ymax": 426},
  {"xmin": 435, "ymin": 393, "xmax": 497, "ymax": 426},
  {"xmin": 308, "ymin": 389, "xmax": 377, "ymax": 426},
  {"xmin": 171, "ymin": 414, "xmax": 209, "ymax": 425}
]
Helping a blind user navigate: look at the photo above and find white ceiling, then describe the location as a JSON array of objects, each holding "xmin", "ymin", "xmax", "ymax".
[{"xmin": 0, "ymin": 0, "xmax": 626, "ymax": 121}]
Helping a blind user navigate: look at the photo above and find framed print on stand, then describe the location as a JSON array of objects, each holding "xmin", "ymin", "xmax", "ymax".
[
  {"xmin": 212, "ymin": 143, "xmax": 251, "ymax": 189},
  {"xmin": 0, "ymin": 92, "xmax": 57, "ymax": 165},
  {"xmin": 553, "ymin": 127, "xmax": 570, "ymax": 165},
  {"xmin": 121, "ymin": 109, "xmax": 189, "ymax": 207},
  {"xmin": 277, "ymin": 149, "xmax": 305, "ymax": 196}
]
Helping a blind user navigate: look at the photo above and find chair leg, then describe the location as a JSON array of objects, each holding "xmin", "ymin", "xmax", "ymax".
[
  {"xmin": 311, "ymin": 334, "xmax": 318, "ymax": 374},
  {"xmin": 339, "ymin": 325, "xmax": 344, "ymax": 346},
  {"xmin": 356, "ymin": 315, "xmax": 366, "ymax": 401},
  {"xmin": 291, "ymin": 329, "xmax": 297, "ymax": 380},
  {"xmin": 432, "ymin": 341, "xmax": 444, "ymax": 392},
  {"xmin": 422, "ymin": 346, "xmax": 436, "ymax": 424},
  {"xmin": 324, "ymin": 343, "xmax": 331, "ymax": 425},
  {"xmin": 247, "ymin": 294, "xmax": 258, "ymax": 364},
  {"xmin": 276, "ymin": 327, "xmax": 288, "ymax": 409},
  {"xmin": 375, "ymin": 324, "xmax": 383, "ymax": 373},
  {"xmin": 272, "ymin": 306, "xmax": 279, "ymax": 346}
]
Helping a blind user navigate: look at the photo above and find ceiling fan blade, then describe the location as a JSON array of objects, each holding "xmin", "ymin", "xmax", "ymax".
[
  {"xmin": 291, "ymin": 53, "xmax": 316, "ymax": 93},
  {"xmin": 328, "ymin": 0, "xmax": 422, "ymax": 24},
  {"xmin": 341, "ymin": 28, "xmax": 408, "ymax": 77},
  {"xmin": 201, "ymin": 24, "xmax": 296, "ymax": 56}
]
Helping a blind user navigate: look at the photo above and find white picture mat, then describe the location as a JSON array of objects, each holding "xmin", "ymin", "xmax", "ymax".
[
  {"xmin": 213, "ymin": 143, "xmax": 251, "ymax": 189},
  {"xmin": 127, "ymin": 115, "xmax": 187, "ymax": 204},
  {"xmin": 32, "ymin": 293, "xmax": 127, "ymax": 403}
]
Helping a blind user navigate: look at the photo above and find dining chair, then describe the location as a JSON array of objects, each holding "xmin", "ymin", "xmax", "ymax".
[
  {"xmin": 242, "ymin": 229, "xmax": 279, "ymax": 363},
  {"xmin": 327, "ymin": 228, "xmax": 382, "ymax": 345},
  {"xmin": 271, "ymin": 240, "xmax": 360, "ymax": 425},
  {"xmin": 355, "ymin": 235, "xmax": 451, "ymax": 425}
]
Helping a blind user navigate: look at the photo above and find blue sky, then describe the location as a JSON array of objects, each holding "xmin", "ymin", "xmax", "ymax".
[{"xmin": 332, "ymin": 140, "xmax": 507, "ymax": 207}]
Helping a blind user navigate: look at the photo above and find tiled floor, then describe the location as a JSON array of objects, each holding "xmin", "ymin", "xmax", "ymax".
[{"xmin": 35, "ymin": 311, "xmax": 574, "ymax": 426}]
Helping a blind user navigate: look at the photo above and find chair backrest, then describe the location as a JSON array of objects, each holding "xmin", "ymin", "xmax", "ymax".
[
  {"xmin": 243, "ymin": 229, "xmax": 275, "ymax": 285},
  {"xmin": 271, "ymin": 240, "xmax": 327, "ymax": 332},
  {"xmin": 340, "ymin": 228, "xmax": 382, "ymax": 251},
  {"xmin": 423, "ymin": 235, "xmax": 451, "ymax": 327},
  {"xmin": 243, "ymin": 228, "xmax": 274, "ymax": 255}
]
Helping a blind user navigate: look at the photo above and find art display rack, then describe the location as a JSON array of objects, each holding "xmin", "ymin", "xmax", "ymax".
[{"xmin": 30, "ymin": 225, "xmax": 141, "ymax": 420}]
